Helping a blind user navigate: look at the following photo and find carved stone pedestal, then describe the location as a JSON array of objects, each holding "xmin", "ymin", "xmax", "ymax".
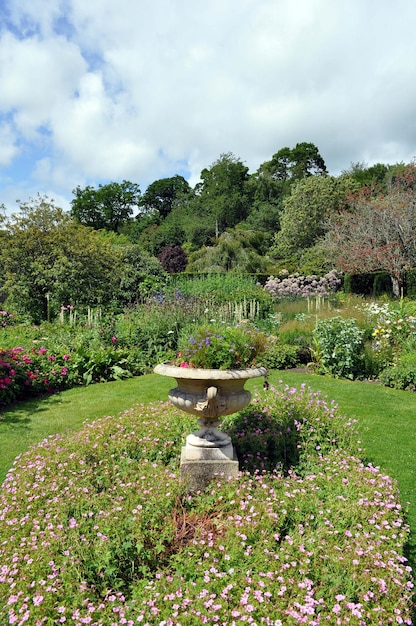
[{"xmin": 154, "ymin": 364, "xmax": 267, "ymax": 490}]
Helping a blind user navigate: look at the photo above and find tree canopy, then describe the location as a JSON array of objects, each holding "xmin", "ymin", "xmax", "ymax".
[
  {"xmin": 325, "ymin": 164, "xmax": 416, "ymax": 296},
  {"xmin": 258, "ymin": 142, "xmax": 327, "ymax": 183},
  {"xmin": 140, "ymin": 175, "xmax": 192, "ymax": 219},
  {"xmin": 198, "ymin": 152, "xmax": 251, "ymax": 234},
  {"xmin": 71, "ymin": 180, "xmax": 141, "ymax": 232},
  {"xmin": 272, "ymin": 175, "xmax": 358, "ymax": 258},
  {"xmin": 0, "ymin": 196, "xmax": 124, "ymax": 321}
]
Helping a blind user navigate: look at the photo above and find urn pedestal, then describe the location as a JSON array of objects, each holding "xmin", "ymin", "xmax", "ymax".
[{"xmin": 154, "ymin": 364, "xmax": 267, "ymax": 490}]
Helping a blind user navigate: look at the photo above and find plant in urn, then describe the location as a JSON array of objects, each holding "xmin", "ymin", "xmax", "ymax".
[{"xmin": 154, "ymin": 324, "xmax": 268, "ymax": 487}]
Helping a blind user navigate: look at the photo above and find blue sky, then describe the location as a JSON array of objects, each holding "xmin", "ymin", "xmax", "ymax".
[{"xmin": 1, "ymin": 0, "xmax": 416, "ymax": 214}]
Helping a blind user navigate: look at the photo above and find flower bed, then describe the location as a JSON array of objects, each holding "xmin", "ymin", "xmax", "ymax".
[{"xmin": 0, "ymin": 384, "xmax": 413, "ymax": 624}]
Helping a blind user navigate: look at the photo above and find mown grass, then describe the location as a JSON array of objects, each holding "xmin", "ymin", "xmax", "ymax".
[{"xmin": 1, "ymin": 369, "xmax": 416, "ymax": 567}]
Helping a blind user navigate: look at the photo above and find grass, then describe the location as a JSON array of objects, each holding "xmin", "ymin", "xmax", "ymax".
[{"xmin": 1, "ymin": 369, "xmax": 416, "ymax": 566}]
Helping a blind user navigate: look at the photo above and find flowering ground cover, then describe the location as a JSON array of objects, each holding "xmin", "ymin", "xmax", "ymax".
[{"xmin": 0, "ymin": 383, "xmax": 413, "ymax": 625}]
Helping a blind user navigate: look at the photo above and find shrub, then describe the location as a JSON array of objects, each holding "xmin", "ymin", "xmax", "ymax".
[
  {"xmin": 223, "ymin": 382, "xmax": 359, "ymax": 474},
  {"xmin": 380, "ymin": 351, "xmax": 416, "ymax": 391},
  {"xmin": 261, "ymin": 336, "xmax": 304, "ymax": 369},
  {"xmin": 0, "ymin": 390, "xmax": 413, "ymax": 624},
  {"xmin": 172, "ymin": 274, "xmax": 274, "ymax": 319},
  {"xmin": 176, "ymin": 324, "xmax": 267, "ymax": 369},
  {"xmin": 313, "ymin": 316, "xmax": 365, "ymax": 379},
  {"xmin": 157, "ymin": 245, "xmax": 188, "ymax": 273}
]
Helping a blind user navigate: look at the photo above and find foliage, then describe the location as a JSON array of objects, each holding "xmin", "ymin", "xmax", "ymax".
[
  {"xmin": 170, "ymin": 273, "xmax": 274, "ymax": 319},
  {"xmin": 0, "ymin": 337, "xmax": 148, "ymax": 405},
  {"xmin": 0, "ymin": 196, "xmax": 124, "ymax": 322},
  {"xmin": 0, "ymin": 388, "xmax": 413, "ymax": 625},
  {"xmin": 244, "ymin": 198, "xmax": 282, "ymax": 236},
  {"xmin": 259, "ymin": 336, "xmax": 305, "ymax": 369},
  {"xmin": 157, "ymin": 245, "xmax": 188, "ymax": 273},
  {"xmin": 259, "ymin": 141, "xmax": 328, "ymax": 183},
  {"xmin": 341, "ymin": 161, "xmax": 404, "ymax": 194},
  {"xmin": 272, "ymin": 175, "xmax": 358, "ymax": 258},
  {"xmin": 140, "ymin": 175, "xmax": 192, "ymax": 219},
  {"xmin": 197, "ymin": 152, "xmax": 251, "ymax": 232},
  {"xmin": 186, "ymin": 228, "xmax": 272, "ymax": 273},
  {"xmin": 175, "ymin": 323, "xmax": 268, "ymax": 369},
  {"xmin": 117, "ymin": 244, "xmax": 167, "ymax": 306},
  {"xmin": 223, "ymin": 382, "xmax": 358, "ymax": 474},
  {"xmin": 313, "ymin": 316, "xmax": 365, "ymax": 379},
  {"xmin": 136, "ymin": 215, "xmax": 187, "ymax": 255},
  {"xmin": 379, "ymin": 359, "xmax": 416, "ymax": 391},
  {"xmin": 71, "ymin": 180, "xmax": 141, "ymax": 232},
  {"xmin": 325, "ymin": 163, "xmax": 416, "ymax": 296}
]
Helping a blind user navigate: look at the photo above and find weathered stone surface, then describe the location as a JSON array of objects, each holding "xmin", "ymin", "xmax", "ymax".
[{"xmin": 180, "ymin": 448, "xmax": 239, "ymax": 491}]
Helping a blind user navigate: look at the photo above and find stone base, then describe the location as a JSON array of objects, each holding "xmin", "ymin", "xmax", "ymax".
[
  {"xmin": 180, "ymin": 447, "xmax": 239, "ymax": 492},
  {"xmin": 184, "ymin": 439, "xmax": 234, "ymax": 461}
]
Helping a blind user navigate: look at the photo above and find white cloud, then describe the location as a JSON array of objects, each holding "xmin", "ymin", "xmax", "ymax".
[
  {"xmin": 1, "ymin": 0, "xmax": 416, "ymax": 210},
  {"xmin": 0, "ymin": 122, "xmax": 18, "ymax": 166}
]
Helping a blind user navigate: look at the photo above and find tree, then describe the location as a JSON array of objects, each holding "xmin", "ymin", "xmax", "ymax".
[
  {"xmin": 117, "ymin": 244, "xmax": 166, "ymax": 306},
  {"xmin": 140, "ymin": 175, "xmax": 192, "ymax": 219},
  {"xmin": 71, "ymin": 180, "xmax": 141, "ymax": 232},
  {"xmin": 258, "ymin": 142, "xmax": 327, "ymax": 184},
  {"xmin": 157, "ymin": 245, "xmax": 188, "ymax": 273},
  {"xmin": 0, "ymin": 196, "xmax": 124, "ymax": 321},
  {"xmin": 186, "ymin": 228, "xmax": 272, "ymax": 273},
  {"xmin": 198, "ymin": 152, "xmax": 250, "ymax": 234},
  {"xmin": 272, "ymin": 175, "xmax": 358, "ymax": 258},
  {"xmin": 325, "ymin": 164, "xmax": 416, "ymax": 296}
]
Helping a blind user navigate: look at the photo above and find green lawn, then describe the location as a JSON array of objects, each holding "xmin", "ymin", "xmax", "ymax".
[{"xmin": 1, "ymin": 370, "xmax": 415, "ymax": 565}]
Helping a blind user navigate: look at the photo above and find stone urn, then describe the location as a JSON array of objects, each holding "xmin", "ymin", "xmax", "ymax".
[{"xmin": 153, "ymin": 363, "xmax": 267, "ymax": 488}]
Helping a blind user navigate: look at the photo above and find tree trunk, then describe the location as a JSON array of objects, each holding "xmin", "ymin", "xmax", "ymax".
[{"xmin": 391, "ymin": 275, "xmax": 401, "ymax": 298}]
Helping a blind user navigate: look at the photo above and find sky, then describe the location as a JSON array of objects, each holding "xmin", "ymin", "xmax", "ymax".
[{"xmin": 0, "ymin": 0, "xmax": 416, "ymax": 214}]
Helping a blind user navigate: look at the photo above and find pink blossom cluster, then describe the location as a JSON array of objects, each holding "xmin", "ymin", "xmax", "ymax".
[
  {"xmin": 0, "ymin": 345, "xmax": 71, "ymax": 404},
  {"xmin": 0, "ymin": 395, "xmax": 413, "ymax": 624},
  {"xmin": 0, "ymin": 310, "xmax": 15, "ymax": 327},
  {"xmin": 264, "ymin": 270, "xmax": 341, "ymax": 300}
]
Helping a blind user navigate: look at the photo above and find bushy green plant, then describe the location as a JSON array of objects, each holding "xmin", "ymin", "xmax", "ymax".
[
  {"xmin": 223, "ymin": 382, "xmax": 358, "ymax": 474},
  {"xmin": 0, "ymin": 391, "xmax": 413, "ymax": 624},
  {"xmin": 0, "ymin": 338, "xmax": 148, "ymax": 406},
  {"xmin": 260, "ymin": 336, "xmax": 304, "ymax": 369},
  {"xmin": 176, "ymin": 323, "xmax": 268, "ymax": 369},
  {"xmin": 379, "ymin": 350, "xmax": 416, "ymax": 391},
  {"xmin": 313, "ymin": 316, "xmax": 365, "ymax": 379},
  {"xmin": 171, "ymin": 273, "xmax": 274, "ymax": 318},
  {"xmin": 0, "ymin": 346, "xmax": 74, "ymax": 404}
]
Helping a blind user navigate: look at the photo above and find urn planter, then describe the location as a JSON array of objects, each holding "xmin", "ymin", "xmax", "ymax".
[{"xmin": 154, "ymin": 363, "xmax": 267, "ymax": 489}]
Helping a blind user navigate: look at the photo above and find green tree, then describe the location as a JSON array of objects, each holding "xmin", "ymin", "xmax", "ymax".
[
  {"xmin": 198, "ymin": 152, "xmax": 250, "ymax": 235},
  {"xmin": 258, "ymin": 142, "xmax": 327, "ymax": 184},
  {"xmin": 140, "ymin": 175, "xmax": 192, "ymax": 219},
  {"xmin": 136, "ymin": 219, "xmax": 186, "ymax": 256},
  {"xmin": 0, "ymin": 196, "xmax": 124, "ymax": 321},
  {"xmin": 71, "ymin": 180, "xmax": 141, "ymax": 232},
  {"xmin": 187, "ymin": 228, "xmax": 272, "ymax": 273},
  {"xmin": 271, "ymin": 175, "xmax": 358, "ymax": 258},
  {"xmin": 117, "ymin": 244, "xmax": 166, "ymax": 306}
]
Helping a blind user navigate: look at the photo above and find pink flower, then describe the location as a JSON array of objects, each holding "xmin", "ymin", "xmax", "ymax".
[
  {"xmin": 60, "ymin": 367, "xmax": 68, "ymax": 376},
  {"xmin": 63, "ymin": 354, "xmax": 70, "ymax": 361},
  {"xmin": 38, "ymin": 347, "xmax": 47, "ymax": 355},
  {"xmin": 179, "ymin": 362, "xmax": 190, "ymax": 368},
  {"xmin": 111, "ymin": 336, "xmax": 117, "ymax": 343}
]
